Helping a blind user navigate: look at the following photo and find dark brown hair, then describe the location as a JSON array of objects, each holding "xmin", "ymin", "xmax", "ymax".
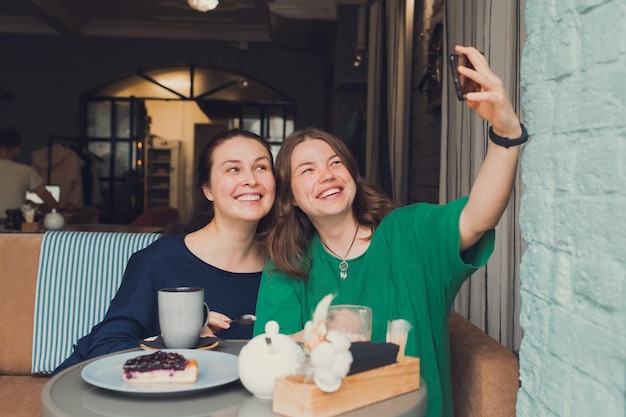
[
  {"xmin": 268, "ymin": 127, "xmax": 395, "ymax": 280},
  {"xmin": 167, "ymin": 128, "xmax": 274, "ymax": 235},
  {"xmin": 0, "ymin": 126, "xmax": 21, "ymax": 150}
]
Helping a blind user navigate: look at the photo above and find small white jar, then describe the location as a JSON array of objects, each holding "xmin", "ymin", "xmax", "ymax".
[{"xmin": 43, "ymin": 209, "xmax": 65, "ymax": 230}]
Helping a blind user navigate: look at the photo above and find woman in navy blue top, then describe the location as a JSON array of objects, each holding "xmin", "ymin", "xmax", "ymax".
[{"xmin": 53, "ymin": 129, "xmax": 276, "ymax": 375}]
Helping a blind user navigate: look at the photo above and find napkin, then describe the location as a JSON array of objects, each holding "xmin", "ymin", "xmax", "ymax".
[
  {"xmin": 347, "ymin": 342, "xmax": 399, "ymax": 375},
  {"xmin": 140, "ymin": 335, "xmax": 220, "ymax": 351}
]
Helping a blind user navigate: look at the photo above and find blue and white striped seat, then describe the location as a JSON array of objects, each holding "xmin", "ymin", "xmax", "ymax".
[{"xmin": 31, "ymin": 231, "xmax": 161, "ymax": 373}]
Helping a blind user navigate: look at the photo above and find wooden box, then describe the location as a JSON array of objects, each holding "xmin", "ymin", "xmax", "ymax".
[
  {"xmin": 21, "ymin": 222, "xmax": 39, "ymax": 232},
  {"xmin": 273, "ymin": 356, "xmax": 420, "ymax": 417}
]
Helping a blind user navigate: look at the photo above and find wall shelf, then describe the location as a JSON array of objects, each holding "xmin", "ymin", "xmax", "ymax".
[{"xmin": 144, "ymin": 138, "xmax": 181, "ymax": 210}]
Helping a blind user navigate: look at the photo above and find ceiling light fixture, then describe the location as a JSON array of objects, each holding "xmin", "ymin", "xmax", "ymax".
[{"xmin": 188, "ymin": 0, "xmax": 219, "ymax": 12}]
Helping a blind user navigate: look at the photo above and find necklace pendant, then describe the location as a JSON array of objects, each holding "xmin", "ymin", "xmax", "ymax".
[{"xmin": 339, "ymin": 260, "xmax": 349, "ymax": 279}]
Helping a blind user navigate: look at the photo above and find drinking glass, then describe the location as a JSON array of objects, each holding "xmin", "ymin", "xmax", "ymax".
[{"xmin": 325, "ymin": 305, "xmax": 372, "ymax": 342}]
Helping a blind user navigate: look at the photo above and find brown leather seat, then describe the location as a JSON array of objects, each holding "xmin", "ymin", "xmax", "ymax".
[
  {"xmin": 449, "ymin": 311, "xmax": 520, "ymax": 417},
  {"xmin": 130, "ymin": 207, "xmax": 180, "ymax": 228}
]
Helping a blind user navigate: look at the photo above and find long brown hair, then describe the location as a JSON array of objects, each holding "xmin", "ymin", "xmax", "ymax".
[
  {"xmin": 167, "ymin": 128, "xmax": 275, "ymax": 237},
  {"xmin": 268, "ymin": 127, "xmax": 395, "ymax": 280}
]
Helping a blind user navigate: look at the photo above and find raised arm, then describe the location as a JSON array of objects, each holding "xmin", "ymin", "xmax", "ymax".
[
  {"xmin": 33, "ymin": 184, "xmax": 60, "ymax": 211},
  {"xmin": 454, "ymin": 45, "xmax": 525, "ymax": 251}
]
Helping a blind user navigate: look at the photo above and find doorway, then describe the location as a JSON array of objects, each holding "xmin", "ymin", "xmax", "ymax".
[{"xmin": 83, "ymin": 66, "xmax": 295, "ymax": 223}]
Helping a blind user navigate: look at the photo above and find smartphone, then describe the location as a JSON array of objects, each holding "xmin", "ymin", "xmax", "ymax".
[{"xmin": 449, "ymin": 53, "xmax": 481, "ymax": 101}]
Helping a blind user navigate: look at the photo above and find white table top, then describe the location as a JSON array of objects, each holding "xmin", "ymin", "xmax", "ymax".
[{"xmin": 41, "ymin": 340, "xmax": 427, "ymax": 417}]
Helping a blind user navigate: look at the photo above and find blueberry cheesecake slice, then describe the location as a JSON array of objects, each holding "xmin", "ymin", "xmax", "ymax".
[{"xmin": 122, "ymin": 351, "xmax": 198, "ymax": 383}]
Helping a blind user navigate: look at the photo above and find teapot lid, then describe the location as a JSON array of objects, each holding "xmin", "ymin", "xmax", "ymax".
[
  {"xmin": 264, "ymin": 320, "xmax": 279, "ymax": 336},
  {"xmin": 245, "ymin": 320, "xmax": 301, "ymax": 354}
]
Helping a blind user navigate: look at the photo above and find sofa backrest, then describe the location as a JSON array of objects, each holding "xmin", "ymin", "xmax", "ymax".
[
  {"xmin": 0, "ymin": 231, "xmax": 161, "ymax": 376},
  {"xmin": 448, "ymin": 311, "xmax": 519, "ymax": 417},
  {"xmin": 32, "ymin": 231, "xmax": 161, "ymax": 373},
  {"xmin": 0, "ymin": 234, "xmax": 43, "ymax": 375}
]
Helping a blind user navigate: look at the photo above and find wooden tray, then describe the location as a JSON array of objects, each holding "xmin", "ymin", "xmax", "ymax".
[
  {"xmin": 21, "ymin": 222, "xmax": 39, "ymax": 232},
  {"xmin": 273, "ymin": 356, "xmax": 420, "ymax": 417}
]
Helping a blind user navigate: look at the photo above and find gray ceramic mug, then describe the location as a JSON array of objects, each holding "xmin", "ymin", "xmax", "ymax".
[{"xmin": 158, "ymin": 287, "xmax": 209, "ymax": 349}]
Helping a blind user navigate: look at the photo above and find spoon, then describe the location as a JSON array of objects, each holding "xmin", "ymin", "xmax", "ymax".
[{"xmin": 231, "ymin": 314, "xmax": 257, "ymax": 326}]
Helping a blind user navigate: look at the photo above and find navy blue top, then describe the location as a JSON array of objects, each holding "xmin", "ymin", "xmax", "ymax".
[{"xmin": 53, "ymin": 234, "xmax": 261, "ymax": 375}]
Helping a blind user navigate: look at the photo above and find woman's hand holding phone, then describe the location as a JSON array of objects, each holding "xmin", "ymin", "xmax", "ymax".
[
  {"xmin": 449, "ymin": 52, "xmax": 481, "ymax": 101},
  {"xmin": 451, "ymin": 45, "xmax": 521, "ymax": 138}
]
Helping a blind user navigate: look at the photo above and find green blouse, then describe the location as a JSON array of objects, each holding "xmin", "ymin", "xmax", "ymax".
[{"xmin": 254, "ymin": 197, "xmax": 495, "ymax": 417}]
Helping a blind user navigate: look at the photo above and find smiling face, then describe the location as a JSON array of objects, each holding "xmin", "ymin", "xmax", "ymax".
[
  {"xmin": 289, "ymin": 138, "xmax": 356, "ymax": 223},
  {"xmin": 202, "ymin": 136, "xmax": 275, "ymax": 225}
]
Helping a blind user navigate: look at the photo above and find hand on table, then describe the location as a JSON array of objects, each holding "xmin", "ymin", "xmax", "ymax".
[{"xmin": 201, "ymin": 311, "xmax": 233, "ymax": 336}]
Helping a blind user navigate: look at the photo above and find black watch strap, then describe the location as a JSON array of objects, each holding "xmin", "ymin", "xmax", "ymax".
[{"xmin": 489, "ymin": 123, "xmax": 528, "ymax": 148}]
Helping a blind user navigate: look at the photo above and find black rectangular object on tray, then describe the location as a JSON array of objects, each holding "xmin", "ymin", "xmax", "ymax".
[{"xmin": 347, "ymin": 342, "xmax": 399, "ymax": 375}]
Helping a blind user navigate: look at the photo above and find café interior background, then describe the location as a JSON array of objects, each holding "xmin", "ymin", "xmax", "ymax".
[
  {"xmin": 0, "ymin": 0, "xmax": 443, "ymax": 225},
  {"xmin": 0, "ymin": 0, "xmax": 518, "ymax": 363}
]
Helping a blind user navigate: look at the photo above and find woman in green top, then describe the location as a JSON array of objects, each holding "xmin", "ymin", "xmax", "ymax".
[{"xmin": 254, "ymin": 45, "xmax": 525, "ymax": 417}]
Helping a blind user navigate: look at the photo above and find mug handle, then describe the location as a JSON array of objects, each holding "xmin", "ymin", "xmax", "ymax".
[{"xmin": 201, "ymin": 303, "xmax": 210, "ymax": 330}]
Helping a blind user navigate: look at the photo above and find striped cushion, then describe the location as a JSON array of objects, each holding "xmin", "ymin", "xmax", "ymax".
[{"xmin": 31, "ymin": 231, "xmax": 161, "ymax": 373}]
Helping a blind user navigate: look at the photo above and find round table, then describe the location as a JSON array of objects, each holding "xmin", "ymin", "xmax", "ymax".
[{"xmin": 41, "ymin": 340, "xmax": 427, "ymax": 417}]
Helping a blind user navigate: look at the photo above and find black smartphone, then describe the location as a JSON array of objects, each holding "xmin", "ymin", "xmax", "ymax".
[{"xmin": 449, "ymin": 53, "xmax": 481, "ymax": 101}]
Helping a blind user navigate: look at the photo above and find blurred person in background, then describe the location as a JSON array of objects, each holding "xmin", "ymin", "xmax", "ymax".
[{"xmin": 0, "ymin": 126, "xmax": 59, "ymax": 221}]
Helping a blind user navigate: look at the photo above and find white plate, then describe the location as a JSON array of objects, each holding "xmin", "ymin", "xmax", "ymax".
[{"xmin": 81, "ymin": 349, "xmax": 239, "ymax": 395}]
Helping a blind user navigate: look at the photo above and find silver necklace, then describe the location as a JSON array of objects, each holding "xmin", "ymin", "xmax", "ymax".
[{"xmin": 320, "ymin": 225, "xmax": 359, "ymax": 279}]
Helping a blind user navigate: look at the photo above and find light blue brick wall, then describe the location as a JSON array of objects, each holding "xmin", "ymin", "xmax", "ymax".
[{"xmin": 518, "ymin": 0, "xmax": 626, "ymax": 416}]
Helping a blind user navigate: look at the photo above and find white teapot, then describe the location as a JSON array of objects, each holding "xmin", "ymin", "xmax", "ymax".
[
  {"xmin": 43, "ymin": 209, "xmax": 64, "ymax": 230},
  {"xmin": 238, "ymin": 320, "xmax": 302, "ymax": 400}
]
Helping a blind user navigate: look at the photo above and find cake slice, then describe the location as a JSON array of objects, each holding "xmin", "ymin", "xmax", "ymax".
[{"xmin": 123, "ymin": 351, "xmax": 198, "ymax": 383}]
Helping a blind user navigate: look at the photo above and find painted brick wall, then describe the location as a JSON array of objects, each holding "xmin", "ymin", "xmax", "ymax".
[{"xmin": 518, "ymin": 0, "xmax": 626, "ymax": 416}]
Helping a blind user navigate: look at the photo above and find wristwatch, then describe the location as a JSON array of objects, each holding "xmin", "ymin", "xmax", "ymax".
[{"xmin": 489, "ymin": 123, "xmax": 528, "ymax": 148}]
